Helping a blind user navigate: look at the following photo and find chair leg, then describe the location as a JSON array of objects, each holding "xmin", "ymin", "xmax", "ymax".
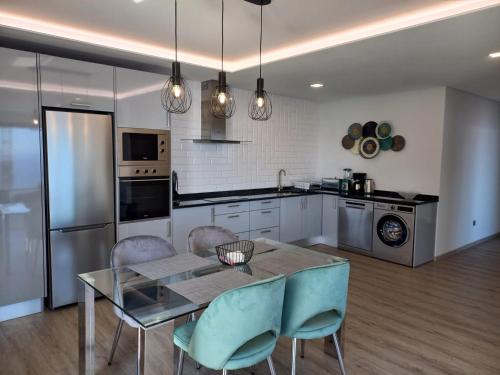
[
  {"xmin": 107, "ymin": 319, "xmax": 124, "ymax": 365},
  {"xmin": 222, "ymin": 369, "xmax": 228, "ymax": 375},
  {"xmin": 300, "ymin": 339, "xmax": 306, "ymax": 358},
  {"xmin": 267, "ymin": 355, "xmax": 277, "ymax": 375},
  {"xmin": 186, "ymin": 313, "xmax": 201, "ymax": 370},
  {"xmin": 332, "ymin": 332, "xmax": 347, "ymax": 375},
  {"xmin": 177, "ymin": 349, "xmax": 185, "ymax": 375},
  {"xmin": 291, "ymin": 337, "xmax": 297, "ymax": 375}
]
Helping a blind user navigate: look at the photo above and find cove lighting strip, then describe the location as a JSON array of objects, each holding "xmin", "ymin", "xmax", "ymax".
[{"xmin": 1, "ymin": 0, "xmax": 499, "ymax": 72}]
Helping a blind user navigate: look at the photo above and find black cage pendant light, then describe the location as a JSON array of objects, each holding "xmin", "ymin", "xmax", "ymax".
[
  {"xmin": 210, "ymin": 0, "xmax": 236, "ymax": 119},
  {"xmin": 161, "ymin": 0, "xmax": 192, "ymax": 114},
  {"xmin": 248, "ymin": 1, "xmax": 272, "ymax": 121}
]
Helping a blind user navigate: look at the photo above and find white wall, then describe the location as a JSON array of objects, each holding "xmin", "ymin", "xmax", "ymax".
[
  {"xmin": 171, "ymin": 81, "xmax": 320, "ymax": 194},
  {"xmin": 435, "ymin": 88, "xmax": 500, "ymax": 256},
  {"xmin": 316, "ymin": 87, "xmax": 447, "ymax": 194}
]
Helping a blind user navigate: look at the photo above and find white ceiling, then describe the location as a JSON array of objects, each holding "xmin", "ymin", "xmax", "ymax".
[{"xmin": 0, "ymin": 0, "xmax": 499, "ymax": 101}]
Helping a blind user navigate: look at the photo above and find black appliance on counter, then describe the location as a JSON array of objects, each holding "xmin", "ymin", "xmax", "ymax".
[
  {"xmin": 172, "ymin": 170, "xmax": 180, "ymax": 205},
  {"xmin": 352, "ymin": 173, "xmax": 367, "ymax": 194}
]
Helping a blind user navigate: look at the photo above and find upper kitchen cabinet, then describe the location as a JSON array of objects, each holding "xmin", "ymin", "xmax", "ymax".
[
  {"xmin": 39, "ymin": 55, "xmax": 114, "ymax": 112},
  {"xmin": 116, "ymin": 68, "xmax": 170, "ymax": 129},
  {"xmin": 0, "ymin": 47, "xmax": 45, "ymax": 308}
]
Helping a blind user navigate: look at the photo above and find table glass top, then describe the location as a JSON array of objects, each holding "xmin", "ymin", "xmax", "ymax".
[{"xmin": 78, "ymin": 239, "xmax": 347, "ymax": 329}]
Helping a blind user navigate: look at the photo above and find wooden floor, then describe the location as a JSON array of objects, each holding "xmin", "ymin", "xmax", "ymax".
[{"xmin": 1, "ymin": 238, "xmax": 500, "ymax": 375}]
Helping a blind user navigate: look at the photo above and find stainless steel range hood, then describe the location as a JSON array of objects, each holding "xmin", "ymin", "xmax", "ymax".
[{"xmin": 182, "ymin": 80, "xmax": 249, "ymax": 144}]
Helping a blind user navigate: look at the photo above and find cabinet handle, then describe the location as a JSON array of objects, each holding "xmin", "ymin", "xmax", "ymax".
[
  {"xmin": 260, "ymin": 230, "xmax": 272, "ymax": 234},
  {"xmin": 261, "ymin": 210, "xmax": 272, "ymax": 214},
  {"xmin": 228, "ymin": 204, "xmax": 240, "ymax": 208},
  {"xmin": 228, "ymin": 215, "xmax": 240, "ymax": 219},
  {"xmin": 70, "ymin": 102, "xmax": 92, "ymax": 107},
  {"xmin": 261, "ymin": 201, "xmax": 272, "ymax": 204},
  {"xmin": 211, "ymin": 207, "xmax": 215, "ymax": 224}
]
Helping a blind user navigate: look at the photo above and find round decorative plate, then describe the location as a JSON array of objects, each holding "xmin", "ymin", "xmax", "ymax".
[
  {"xmin": 351, "ymin": 138, "xmax": 361, "ymax": 154},
  {"xmin": 362, "ymin": 121, "xmax": 378, "ymax": 138},
  {"xmin": 360, "ymin": 137, "xmax": 380, "ymax": 159},
  {"xmin": 391, "ymin": 135, "xmax": 406, "ymax": 152},
  {"xmin": 348, "ymin": 123, "xmax": 363, "ymax": 140},
  {"xmin": 342, "ymin": 134, "xmax": 355, "ymax": 150},
  {"xmin": 379, "ymin": 136, "xmax": 393, "ymax": 151},
  {"xmin": 376, "ymin": 122, "xmax": 392, "ymax": 139}
]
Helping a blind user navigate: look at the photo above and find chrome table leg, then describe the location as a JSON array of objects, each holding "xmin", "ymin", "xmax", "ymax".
[
  {"xmin": 108, "ymin": 319, "xmax": 124, "ymax": 365},
  {"xmin": 292, "ymin": 337, "xmax": 297, "ymax": 375},
  {"xmin": 78, "ymin": 282, "xmax": 95, "ymax": 375}
]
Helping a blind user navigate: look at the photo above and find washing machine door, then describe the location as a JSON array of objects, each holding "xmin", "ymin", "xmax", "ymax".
[{"xmin": 376, "ymin": 214, "xmax": 409, "ymax": 247}]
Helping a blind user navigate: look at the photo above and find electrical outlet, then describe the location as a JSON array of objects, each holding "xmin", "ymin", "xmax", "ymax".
[{"xmin": 473, "ymin": 220, "xmax": 477, "ymax": 227}]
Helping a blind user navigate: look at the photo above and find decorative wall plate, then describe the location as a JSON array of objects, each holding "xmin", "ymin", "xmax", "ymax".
[
  {"xmin": 362, "ymin": 121, "xmax": 378, "ymax": 138},
  {"xmin": 391, "ymin": 135, "xmax": 406, "ymax": 151},
  {"xmin": 379, "ymin": 136, "xmax": 393, "ymax": 151},
  {"xmin": 342, "ymin": 134, "xmax": 355, "ymax": 149},
  {"xmin": 376, "ymin": 122, "xmax": 392, "ymax": 139},
  {"xmin": 351, "ymin": 138, "xmax": 361, "ymax": 154},
  {"xmin": 348, "ymin": 123, "xmax": 363, "ymax": 140},
  {"xmin": 360, "ymin": 137, "xmax": 380, "ymax": 159}
]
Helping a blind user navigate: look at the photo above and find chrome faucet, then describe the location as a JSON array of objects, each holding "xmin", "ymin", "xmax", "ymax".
[{"xmin": 278, "ymin": 169, "xmax": 287, "ymax": 192}]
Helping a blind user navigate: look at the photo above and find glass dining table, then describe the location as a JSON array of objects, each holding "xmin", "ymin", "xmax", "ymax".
[{"xmin": 77, "ymin": 238, "xmax": 347, "ymax": 375}]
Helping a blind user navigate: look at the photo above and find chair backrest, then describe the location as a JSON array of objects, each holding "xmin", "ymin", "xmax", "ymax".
[
  {"xmin": 188, "ymin": 226, "xmax": 239, "ymax": 253},
  {"xmin": 187, "ymin": 275, "xmax": 286, "ymax": 370},
  {"xmin": 110, "ymin": 235, "xmax": 177, "ymax": 268},
  {"xmin": 280, "ymin": 262, "xmax": 350, "ymax": 337}
]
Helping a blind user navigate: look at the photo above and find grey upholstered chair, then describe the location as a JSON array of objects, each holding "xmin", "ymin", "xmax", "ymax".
[
  {"xmin": 188, "ymin": 226, "xmax": 239, "ymax": 253},
  {"xmin": 108, "ymin": 235, "xmax": 177, "ymax": 366}
]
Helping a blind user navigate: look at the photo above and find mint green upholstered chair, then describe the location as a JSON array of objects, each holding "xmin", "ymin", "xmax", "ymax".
[
  {"xmin": 281, "ymin": 262, "xmax": 350, "ymax": 375},
  {"xmin": 173, "ymin": 274, "xmax": 286, "ymax": 375}
]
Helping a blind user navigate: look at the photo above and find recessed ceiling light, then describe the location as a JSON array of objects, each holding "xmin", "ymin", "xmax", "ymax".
[
  {"xmin": 489, "ymin": 52, "xmax": 500, "ymax": 58},
  {"xmin": 310, "ymin": 83, "xmax": 324, "ymax": 88},
  {"xmin": 133, "ymin": 0, "xmax": 144, "ymax": 3}
]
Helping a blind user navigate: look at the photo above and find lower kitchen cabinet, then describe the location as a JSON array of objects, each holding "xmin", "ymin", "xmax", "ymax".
[
  {"xmin": 172, "ymin": 206, "xmax": 213, "ymax": 252},
  {"xmin": 280, "ymin": 195, "xmax": 322, "ymax": 243},
  {"xmin": 322, "ymin": 195, "xmax": 339, "ymax": 247},
  {"xmin": 250, "ymin": 227, "xmax": 280, "ymax": 241},
  {"xmin": 118, "ymin": 218, "xmax": 172, "ymax": 242},
  {"xmin": 214, "ymin": 211, "xmax": 250, "ymax": 234}
]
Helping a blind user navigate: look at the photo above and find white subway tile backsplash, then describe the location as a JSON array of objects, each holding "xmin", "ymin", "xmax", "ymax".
[{"xmin": 172, "ymin": 82, "xmax": 319, "ymax": 194}]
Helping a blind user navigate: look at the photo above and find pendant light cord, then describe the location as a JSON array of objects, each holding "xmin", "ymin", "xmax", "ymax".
[
  {"xmin": 175, "ymin": 0, "xmax": 178, "ymax": 62},
  {"xmin": 221, "ymin": 0, "xmax": 224, "ymax": 72},
  {"xmin": 259, "ymin": 2, "xmax": 263, "ymax": 79}
]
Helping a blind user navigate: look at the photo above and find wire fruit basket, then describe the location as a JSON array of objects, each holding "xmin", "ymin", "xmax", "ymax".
[{"xmin": 216, "ymin": 240, "xmax": 254, "ymax": 266}]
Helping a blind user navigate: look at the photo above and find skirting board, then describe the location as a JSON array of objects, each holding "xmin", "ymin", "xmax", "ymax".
[
  {"xmin": 0, "ymin": 298, "xmax": 44, "ymax": 322},
  {"xmin": 435, "ymin": 232, "xmax": 500, "ymax": 261}
]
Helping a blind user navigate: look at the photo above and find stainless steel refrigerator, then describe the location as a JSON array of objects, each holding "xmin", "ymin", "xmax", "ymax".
[{"xmin": 44, "ymin": 110, "xmax": 115, "ymax": 308}]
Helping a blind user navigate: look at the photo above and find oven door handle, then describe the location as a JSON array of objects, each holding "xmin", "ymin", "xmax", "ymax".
[{"xmin": 119, "ymin": 178, "xmax": 170, "ymax": 182}]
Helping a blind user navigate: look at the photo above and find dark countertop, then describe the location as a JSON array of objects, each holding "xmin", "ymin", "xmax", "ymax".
[{"xmin": 173, "ymin": 187, "xmax": 439, "ymax": 209}]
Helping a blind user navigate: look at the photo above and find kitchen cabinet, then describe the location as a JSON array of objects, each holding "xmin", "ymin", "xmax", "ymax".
[
  {"xmin": 0, "ymin": 48, "xmax": 45, "ymax": 311},
  {"xmin": 172, "ymin": 206, "xmax": 213, "ymax": 252},
  {"xmin": 39, "ymin": 54, "xmax": 114, "ymax": 111},
  {"xmin": 250, "ymin": 227, "xmax": 280, "ymax": 241},
  {"xmin": 214, "ymin": 212, "xmax": 250, "ymax": 234},
  {"xmin": 322, "ymin": 195, "xmax": 339, "ymax": 247},
  {"xmin": 250, "ymin": 208, "xmax": 280, "ymax": 230},
  {"xmin": 118, "ymin": 218, "xmax": 171, "ymax": 242},
  {"xmin": 115, "ymin": 68, "xmax": 170, "ymax": 129},
  {"xmin": 280, "ymin": 195, "xmax": 322, "ymax": 243},
  {"xmin": 303, "ymin": 195, "xmax": 323, "ymax": 238},
  {"xmin": 279, "ymin": 196, "xmax": 303, "ymax": 243}
]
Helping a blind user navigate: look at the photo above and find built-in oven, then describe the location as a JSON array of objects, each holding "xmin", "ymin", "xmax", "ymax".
[
  {"xmin": 117, "ymin": 127, "xmax": 170, "ymax": 167},
  {"xmin": 119, "ymin": 175, "xmax": 170, "ymax": 222}
]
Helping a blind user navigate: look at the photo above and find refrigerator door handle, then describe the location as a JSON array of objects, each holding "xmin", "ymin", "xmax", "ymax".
[{"xmin": 55, "ymin": 223, "xmax": 112, "ymax": 233}]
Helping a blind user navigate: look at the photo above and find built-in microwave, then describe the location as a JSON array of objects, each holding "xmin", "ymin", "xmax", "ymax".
[{"xmin": 117, "ymin": 127, "xmax": 170, "ymax": 167}]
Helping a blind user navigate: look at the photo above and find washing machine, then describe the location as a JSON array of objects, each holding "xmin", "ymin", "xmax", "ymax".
[{"xmin": 372, "ymin": 202, "xmax": 415, "ymax": 266}]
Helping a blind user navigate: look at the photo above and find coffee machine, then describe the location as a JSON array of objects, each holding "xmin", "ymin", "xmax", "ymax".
[{"xmin": 352, "ymin": 173, "xmax": 367, "ymax": 194}]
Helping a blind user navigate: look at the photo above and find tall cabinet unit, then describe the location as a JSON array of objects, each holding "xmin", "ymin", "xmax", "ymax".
[
  {"xmin": 38, "ymin": 55, "xmax": 114, "ymax": 111},
  {"xmin": 322, "ymin": 195, "xmax": 339, "ymax": 247},
  {"xmin": 115, "ymin": 68, "xmax": 172, "ymax": 242},
  {"xmin": 0, "ymin": 48, "xmax": 45, "ymax": 321}
]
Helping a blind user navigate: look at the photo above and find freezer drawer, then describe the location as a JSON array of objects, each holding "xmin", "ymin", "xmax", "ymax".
[
  {"xmin": 49, "ymin": 223, "xmax": 115, "ymax": 308},
  {"xmin": 338, "ymin": 199, "xmax": 373, "ymax": 252}
]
